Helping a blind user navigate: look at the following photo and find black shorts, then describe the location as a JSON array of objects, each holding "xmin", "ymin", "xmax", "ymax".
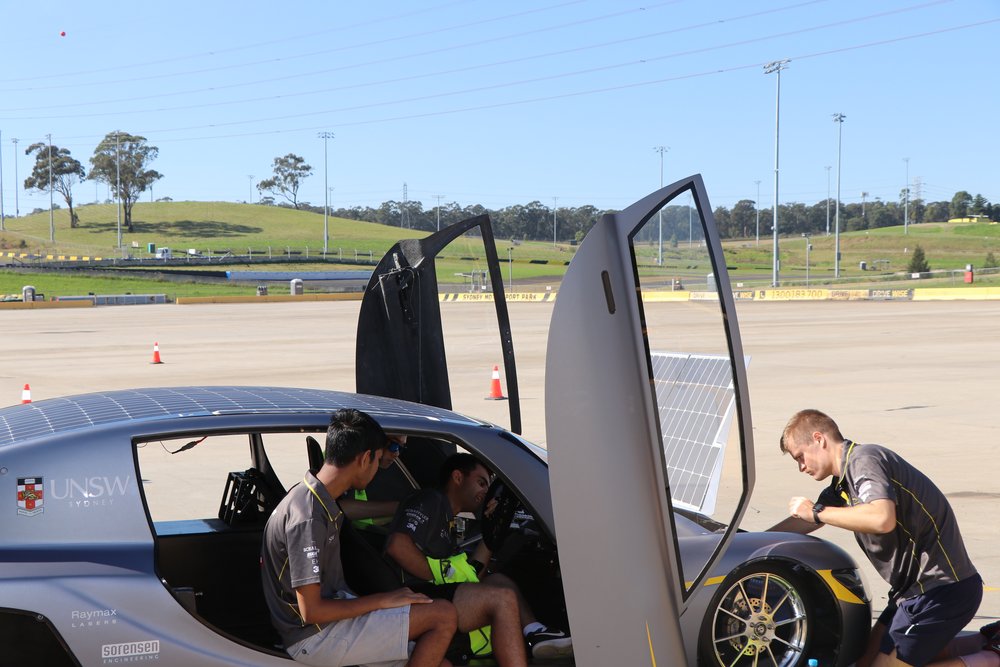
[
  {"xmin": 878, "ymin": 574, "xmax": 983, "ymax": 666},
  {"xmin": 409, "ymin": 581, "xmax": 463, "ymax": 602}
]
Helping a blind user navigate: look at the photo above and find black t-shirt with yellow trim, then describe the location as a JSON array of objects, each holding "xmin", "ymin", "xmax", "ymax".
[{"xmin": 837, "ymin": 441, "xmax": 977, "ymax": 599}]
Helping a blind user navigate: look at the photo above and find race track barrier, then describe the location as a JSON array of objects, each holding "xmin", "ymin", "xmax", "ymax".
[{"xmin": 176, "ymin": 293, "xmax": 363, "ymax": 305}]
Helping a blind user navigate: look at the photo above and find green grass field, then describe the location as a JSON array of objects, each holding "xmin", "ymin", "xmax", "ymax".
[{"xmin": 2, "ymin": 201, "xmax": 999, "ymax": 297}]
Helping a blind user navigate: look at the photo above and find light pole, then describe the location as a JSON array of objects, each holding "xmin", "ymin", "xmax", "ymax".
[
  {"xmin": 833, "ymin": 113, "xmax": 846, "ymax": 278},
  {"xmin": 764, "ymin": 59, "xmax": 790, "ymax": 287},
  {"xmin": 861, "ymin": 191, "xmax": 868, "ymax": 223},
  {"xmin": 115, "ymin": 131, "xmax": 122, "ymax": 249},
  {"xmin": 903, "ymin": 157, "xmax": 910, "ymax": 235},
  {"xmin": 653, "ymin": 146, "xmax": 668, "ymax": 264},
  {"xmin": 47, "ymin": 133, "xmax": 54, "ymax": 243},
  {"xmin": 248, "ymin": 175, "xmax": 254, "ymax": 204},
  {"xmin": 0, "ymin": 129, "xmax": 5, "ymax": 231},
  {"xmin": 318, "ymin": 132, "xmax": 334, "ymax": 254},
  {"xmin": 688, "ymin": 200, "xmax": 693, "ymax": 247},
  {"xmin": 434, "ymin": 194, "xmax": 444, "ymax": 231},
  {"xmin": 825, "ymin": 166, "xmax": 831, "ymax": 235},
  {"xmin": 754, "ymin": 179, "xmax": 761, "ymax": 247},
  {"xmin": 803, "ymin": 233, "xmax": 812, "ymax": 285},
  {"xmin": 11, "ymin": 137, "xmax": 19, "ymax": 218},
  {"xmin": 508, "ymin": 246, "xmax": 513, "ymax": 291},
  {"xmin": 552, "ymin": 197, "xmax": 558, "ymax": 246}
]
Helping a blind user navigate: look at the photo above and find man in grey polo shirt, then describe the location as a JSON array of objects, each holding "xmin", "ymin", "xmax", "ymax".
[
  {"xmin": 778, "ymin": 409, "xmax": 996, "ymax": 667},
  {"xmin": 262, "ymin": 408, "xmax": 457, "ymax": 667}
]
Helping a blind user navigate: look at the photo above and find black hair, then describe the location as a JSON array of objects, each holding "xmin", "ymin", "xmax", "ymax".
[
  {"xmin": 437, "ymin": 453, "xmax": 489, "ymax": 489},
  {"xmin": 325, "ymin": 408, "xmax": 387, "ymax": 467}
]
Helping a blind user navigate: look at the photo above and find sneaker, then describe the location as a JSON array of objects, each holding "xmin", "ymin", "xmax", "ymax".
[{"xmin": 525, "ymin": 627, "xmax": 573, "ymax": 660}]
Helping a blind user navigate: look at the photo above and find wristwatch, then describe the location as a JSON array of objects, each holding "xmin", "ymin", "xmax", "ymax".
[{"xmin": 812, "ymin": 503, "xmax": 826, "ymax": 525}]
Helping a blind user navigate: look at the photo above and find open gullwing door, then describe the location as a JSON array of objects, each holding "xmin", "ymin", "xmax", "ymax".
[{"xmin": 546, "ymin": 175, "xmax": 754, "ymax": 665}]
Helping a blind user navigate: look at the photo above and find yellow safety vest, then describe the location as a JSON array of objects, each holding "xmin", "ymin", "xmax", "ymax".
[
  {"xmin": 426, "ymin": 552, "xmax": 492, "ymax": 657},
  {"xmin": 352, "ymin": 489, "xmax": 375, "ymax": 528}
]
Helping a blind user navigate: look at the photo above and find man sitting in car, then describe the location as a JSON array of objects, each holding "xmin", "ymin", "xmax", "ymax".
[
  {"xmin": 385, "ymin": 453, "xmax": 573, "ymax": 664},
  {"xmin": 261, "ymin": 409, "xmax": 457, "ymax": 667}
]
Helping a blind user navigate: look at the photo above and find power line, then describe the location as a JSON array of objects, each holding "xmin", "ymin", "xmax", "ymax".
[{"xmin": 27, "ymin": 12, "xmax": 995, "ymax": 146}]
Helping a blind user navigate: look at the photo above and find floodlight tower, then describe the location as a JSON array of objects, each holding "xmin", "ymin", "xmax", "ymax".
[
  {"xmin": 115, "ymin": 131, "xmax": 122, "ymax": 249},
  {"xmin": 825, "ymin": 166, "xmax": 831, "ymax": 235},
  {"xmin": 318, "ymin": 132, "xmax": 334, "ymax": 253},
  {"xmin": 0, "ymin": 129, "xmax": 4, "ymax": 231},
  {"xmin": 903, "ymin": 157, "xmax": 910, "ymax": 235},
  {"xmin": 552, "ymin": 197, "xmax": 558, "ymax": 245},
  {"xmin": 653, "ymin": 146, "xmax": 669, "ymax": 264},
  {"xmin": 754, "ymin": 179, "xmax": 761, "ymax": 247},
  {"xmin": 833, "ymin": 113, "xmax": 846, "ymax": 278},
  {"xmin": 47, "ymin": 134, "xmax": 54, "ymax": 242},
  {"xmin": 11, "ymin": 137, "xmax": 19, "ymax": 218},
  {"xmin": 764, "ymin": 59, "xmax": 790, "ymax": 287}
]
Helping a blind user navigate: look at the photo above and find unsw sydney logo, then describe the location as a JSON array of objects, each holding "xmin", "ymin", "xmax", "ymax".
[{"xmin": 17, "ymin": 477, "xmax": 44, "ymax": 517}]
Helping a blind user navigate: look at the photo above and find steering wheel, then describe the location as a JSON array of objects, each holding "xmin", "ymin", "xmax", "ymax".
[{"xmin": 480, "ymin": 477, "xmax": 520, "ymax": 553}]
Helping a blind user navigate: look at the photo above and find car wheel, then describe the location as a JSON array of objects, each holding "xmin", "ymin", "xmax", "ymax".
[{"xmin": 698, "ymin": 563, "xmax": 814, "ymax": 667}]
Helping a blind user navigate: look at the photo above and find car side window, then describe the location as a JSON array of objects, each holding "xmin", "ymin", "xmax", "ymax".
[
  {"xmin": 136, "ymin": 433, "xmax": 252, "ymax": 528},
  {"xmin": 260, "ymin": 431, "xmax": 320, "ymax": 491}
]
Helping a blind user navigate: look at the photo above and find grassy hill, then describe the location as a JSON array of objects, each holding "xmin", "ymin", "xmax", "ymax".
[{"xmin": 2, "ymin": 202, "xmax": 1000, "ymax": 295}]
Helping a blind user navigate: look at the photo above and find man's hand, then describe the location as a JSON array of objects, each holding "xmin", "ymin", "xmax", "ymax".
[
  {"xmin": 375, "ymin": 588, "xmax": 433, "ymax": 609},
  {"xmin": 789, "ymin": 496, "xmax": 815, "ymax": 522},
  {"xmin": 482, "ymin": 497, "xmax": 498, "ymax": 518},
  {"xmin": 788, "ymin": 496, "xmax": 896, "ymax": 534}
]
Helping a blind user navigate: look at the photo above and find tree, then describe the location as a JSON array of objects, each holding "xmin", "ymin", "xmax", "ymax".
[
  {"xmin": 88, "ymin": 131, "xmax": 162, "ymax": 233},
  {"xmin": 950, "ymin": 191, "xmax": 972, "ymax": 219},
  {"xmin": 257, "ymin": 154, "xmax": 312, "ymax": 209},
  {"xmin": 971, "ymin": 194, "xmax": 989, "ymax": 216},
  {"xmin": 907, "ymin": 245, "xmax": 930, "ymax": 273},
  {"xmin": 730, "ymin": 199, "xmax": 757, "ymax": 238},
  {"xmin": 924, "ymin": 201, "xmax": 949, "ymax": 222},
  {"xmin": 23, "ymin": 142, "xmax": 85, "ymax": 228},
  {"xmin": 984, "ymin": 252, "xmax": 998, "ymax": 269}
]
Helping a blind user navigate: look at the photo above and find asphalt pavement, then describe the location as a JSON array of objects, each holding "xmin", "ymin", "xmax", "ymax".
[{"xmin": 1, "ymin": 298, "xmax": 996, "ymax": 631}]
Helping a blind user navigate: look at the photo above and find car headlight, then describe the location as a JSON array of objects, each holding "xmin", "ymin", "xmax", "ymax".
[{"xmin": 830, "ymin": 567, "xmax": 870, "ymax": 604}]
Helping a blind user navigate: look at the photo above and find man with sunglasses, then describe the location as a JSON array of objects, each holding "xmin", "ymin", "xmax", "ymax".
[{"xmin": 341, "ymin": 435, "xmax": 408, "ymax": 526}]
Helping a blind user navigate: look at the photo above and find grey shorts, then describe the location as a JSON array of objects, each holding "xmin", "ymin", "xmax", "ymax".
[{"xmin": 287, "ymin": 604, "xmax": 411, "ymax": 667}]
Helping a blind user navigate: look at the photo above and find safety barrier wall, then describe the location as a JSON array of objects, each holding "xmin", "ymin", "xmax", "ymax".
[{"xmin": 7, "ymin": 288, "xmax": 1000, "ymax": 308}]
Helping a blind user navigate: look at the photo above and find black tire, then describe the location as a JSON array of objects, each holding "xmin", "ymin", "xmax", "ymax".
[{"xmin": 697, "ymin": 562, "xmax": 816, "ymax": 667}]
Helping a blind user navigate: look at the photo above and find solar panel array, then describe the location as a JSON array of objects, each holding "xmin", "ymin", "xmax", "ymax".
[
  {"xmin": 0, "ymin": 386, "xmax": 477, "ymax": 448},
  {"xmin": 651, "ymin": 352, "xmax": 742, "ymax": 515}
]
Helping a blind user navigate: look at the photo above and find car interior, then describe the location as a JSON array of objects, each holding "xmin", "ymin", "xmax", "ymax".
[{"xmin": 137, "ymin": 427, "xmax": 569, "ymax": 662}]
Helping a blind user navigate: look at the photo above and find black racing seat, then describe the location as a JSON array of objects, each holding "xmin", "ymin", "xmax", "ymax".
[{"xmin": 306, "ymin": 436, "xmax": 324, "ymax": 474}]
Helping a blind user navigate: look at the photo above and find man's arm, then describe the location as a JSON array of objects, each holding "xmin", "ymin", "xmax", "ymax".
[
  {"xmin": 386, "ymin": 532, "xmax": 435, "ymax": 581},
  {"xmin": 294, "ymin": 583, "xmax": 430, "ymax": 625},
  {"xmin": 340, "ymin": 497, "xmax": 399, "ymax": 521},
  {"xmin": 765, "ymin": 515, "xmax": 822, "ymax": 534},
  {"xmin": 789, "ymin": 496, "xmax": 896, "ymax": 534}
]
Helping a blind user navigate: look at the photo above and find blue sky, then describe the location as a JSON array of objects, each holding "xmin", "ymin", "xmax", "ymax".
[{"xmin": 1, "ymin": 0, "xmax": 997, "ymax": 218}]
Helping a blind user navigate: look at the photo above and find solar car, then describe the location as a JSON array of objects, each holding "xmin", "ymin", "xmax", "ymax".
[{"xmin": 0, "ymin": 176, "xmax": 870, "ymax": 667}]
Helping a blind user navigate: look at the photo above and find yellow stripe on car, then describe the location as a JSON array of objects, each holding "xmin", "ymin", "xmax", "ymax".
[{"xmin": 816, "ymin": 569, "xmax": 866, "ymax": 604}]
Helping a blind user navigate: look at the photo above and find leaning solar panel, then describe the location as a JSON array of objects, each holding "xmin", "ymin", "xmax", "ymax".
[{"xmin": 650, "ymin": 352, "xmax": 746, "ymax": 516}]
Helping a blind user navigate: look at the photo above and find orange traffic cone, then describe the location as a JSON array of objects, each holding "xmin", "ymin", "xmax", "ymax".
[
  {"xmin": 21, "ymin": 384, "xmax": 31, "ymax": 404},
  {"xmin": 151, "ymin": 342, "xmax": 164, "ymax": 365},
  {"xmin": 485, "ymin": 365, "xmax": 507, "ymax": 401}
]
